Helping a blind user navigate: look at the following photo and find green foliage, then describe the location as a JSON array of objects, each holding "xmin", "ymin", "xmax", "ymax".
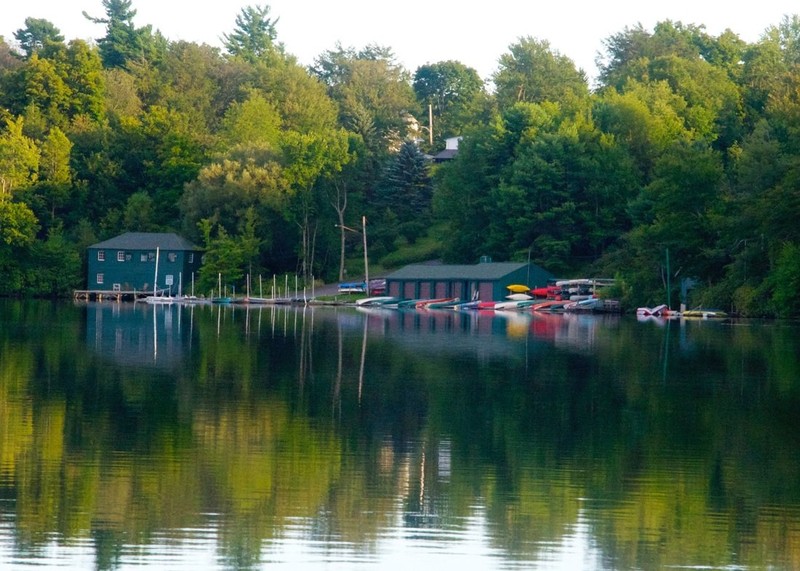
[
  {"xmin": 0, "ymin": 8, "xmax": 799, "ymax": 314},
  {"xmin": 24, "ymin": 224, "xmax": 82, "ymax": 296},
  {"xmin": 13, "ymin": 18, "xmax": 64, "ymax": 59},
  {"xmin": 311, "ymin": 44, "xmax": 418, "ymax": 154},
  {"xmin": 223, "ymin": 5, "xmax": 280, "ymax": 63},
  {"xmin": 377, "ymin": 141, "xmax": 432, "ymax": 243},
  {"xmin": 413, "ymin": 60, "xmax": 490, "ymax": 144},
  {"xmin": 219, "ymin": 90, "xmax": 281, "ymax": 148},
  {"xmin": 83, "ymin": 0, "xmax": 162, "ymax": 69},
  {"xmin": 195, "ymin": 216, "xmax": 259, "ymax": 294},
  {"xmin": 0, "ymin": 117, "xmax": 40, "ymax": 194},
  {"xmin": 771, "ymin": 242, "xmax": 800, "ymax": 318},
  {"xmin": 493, "ymin": 37, "xmax": 588, "ymax": 109}
]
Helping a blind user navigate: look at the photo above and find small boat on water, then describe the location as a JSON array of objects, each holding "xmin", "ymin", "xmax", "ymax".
[
  {"xmin": 682, "ymin": 308, "xmax": 728, "ymax": 319},
  {"xmin": 422, "ymin": 297, "xmax": 461, "ymax": 309},
  {"xmin": 211, "ymin": 273, "xmax": 232, "ymax": 304},
  {"xmin": 565, "ymin": 297, "xmax": 604, "ymax": 312},
  {"xmin": 356, "ymin": 296, "xmax": 399, "ymax": 306},
  {"xmin": 494, "ymin": 299, "xmax": 531, "ymax": 310},
  {"xmin": 144, "ymin": 247, "xmax": 174, "ymax": 304},
  {"xmin": 637, "ymin": 304, "xmax": 669, "ymax": 316},
  {"xmin": 532, "ymin": 300, "xmax": 569, "ymax": 312},
  {"xmin": 416, "ymin": 297, "xmax": 457, "ymax": 309}
]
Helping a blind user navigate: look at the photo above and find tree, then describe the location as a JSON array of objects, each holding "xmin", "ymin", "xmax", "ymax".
[
  {"xmin": 0, "ymin": 195, "xmax": 38, "ymax": 247},
  {"xmin": 493, "ymin": 37, "xmax": 588, "ymax": 109},
  {"xmin": 122, "ymin": 191, "xmax": 157, "ymax": 231},
  {"xmin": 0, "ymin": 117, "xmax": 40, "ymax": 195},
  {"xmin": 219, "ymin": 89, "xmax": 281, "ymax": 148},
  {"xmin": 413, "ymin": 60, "xmax": 489, "ymax": 145},
  {"xmin": 62, "ymin": 40, "xmax": 106, "ymax": 121},
  {"xmin": 281, "ymin": 128, "xmax": 351, "ymax": 281},
  {"xmin": 17, "ymin": 54, "xmax": 72, "ymax": 127},
  {"xmin": 180, "ymin": 147, "xmax": 290, "ymax": 264},
  {"xmin": 13, "ymin": 18, "xmax": 64, "ymax": 59},
  {"xmin": 223, "ymin": 5, "xmax": 280, "ymax": 63},
  {"xmin": 376, "ymin": 141, "xmax": 432, "ymax": 244},
  {"xmin": 34, "ymin": 126, "xmax": 73, "ymax": 223},
  {"xmin": 311, "ymin": 44, "xmax": 418, "ymax": 154},
  {"xmin": 84, "ymin": 0, "xmax": 161, "ymax": 68},
  {"xmin": 0, "ymin": 195, "xmax": 39, "ymax": 294}
]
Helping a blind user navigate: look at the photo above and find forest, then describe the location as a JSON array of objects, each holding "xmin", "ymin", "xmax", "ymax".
[{"xmin": 1, "ymin": 0, "xmax": 800, "ymax": 316}]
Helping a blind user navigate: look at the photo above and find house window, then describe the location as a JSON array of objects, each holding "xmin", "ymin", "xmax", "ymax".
[
  {"xmin": 141, "ymin": 254, "xmax": 147, "ymax": 262},
  {"xmin": 148, "ymin": 252, "xmax": 155, "ymax": 262},
  {"xmin": 112, "ymin": 283, "xmax": 121, "ymax": 292},
  {"xmin": 188, "ymin": 253, "xmax": 194, "ymax": 263},
  {"xmin": 96, "ymin": 273, "xmax": 104, "ymax": 285},
  {"xmin": 117, "ymin": 251, "xmax": 125, "ymax": 262},
  {"xmin": 97, "ymin": 251, "xmax": 105, "ymax": 261},
  {"xmin": 168, "ymin": 252, "xmax": 177, "ymax": 263}
]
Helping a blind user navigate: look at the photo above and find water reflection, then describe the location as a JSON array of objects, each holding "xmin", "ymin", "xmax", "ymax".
[{"xmin": 1, "ymin": 300, "xmax": 800, "ymax": 570}]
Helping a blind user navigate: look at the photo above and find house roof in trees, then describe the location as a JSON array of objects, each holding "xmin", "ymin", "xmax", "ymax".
[
  {"xmin": 88, "ymin": 232, "xmax": 200, "ymax": 251},
  {"xmin": 431, "ymin": 148, "xmax": 458, "ymax": 161}
]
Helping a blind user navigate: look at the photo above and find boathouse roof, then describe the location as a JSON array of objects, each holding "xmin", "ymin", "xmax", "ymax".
[
  {"xmin": 88, "ymin": 232, "xmax": 200, "ymax": 251},
  {"xmin": 387, "ymin": 262, "xmax": 531, "ymax": 281}
]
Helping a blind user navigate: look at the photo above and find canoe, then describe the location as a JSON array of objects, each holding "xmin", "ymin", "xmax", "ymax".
[
  {"xmin": 532, "ymin": 300, "xmax": 568, "ymax": 312},
  {"xmin": 416, "ymin": 297, "xmax": 457, "ymax": 309},
  {"xmin": 494, "ymin": 300, "xmax": 531, "ymax": 310},
  {"xmin": 506, "ymin": 284, "xmax": 531, "ymax": 294},
  {"xmin": 424, "ymin": 298, "xmax": 463, "ymax": 309},
  {"xmin": 356, "ymin": 296, "xmax": 398, "ymax": 306},
  {"xmin": 505, "ymin": 293, "xmax": 533, "ymax": 301}
]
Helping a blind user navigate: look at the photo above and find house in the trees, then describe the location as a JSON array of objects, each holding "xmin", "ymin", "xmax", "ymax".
[
  {"xmin": 85, "ymin": 232, "xmax": 201, "ymax": 297},
  {"xmin": 431, "ymin": 137, "xmax": 462, "ymax": 162}
]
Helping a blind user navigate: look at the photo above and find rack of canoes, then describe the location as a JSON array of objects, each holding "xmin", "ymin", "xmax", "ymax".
[{"xmin": 354, "ymin": 295, "xmax": 620, "ymax": 313}]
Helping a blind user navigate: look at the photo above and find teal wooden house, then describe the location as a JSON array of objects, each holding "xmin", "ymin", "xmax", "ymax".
[{"xmin": 86, "ymin": 232, "xmax": 201, "ymax": 295}]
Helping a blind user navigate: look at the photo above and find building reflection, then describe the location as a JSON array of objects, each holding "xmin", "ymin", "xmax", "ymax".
[{"xmin": 84, "ymin": 302, "xmax": 189, "ymax": 369}]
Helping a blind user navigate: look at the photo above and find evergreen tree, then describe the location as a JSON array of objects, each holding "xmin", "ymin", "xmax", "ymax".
[
  {"xmin": 223, "ymin": 5, "xmax": 280, "ymax": 63},
  {"xmin": 13, "ymin": 18, "xmax": 64, "ymax": 59}
]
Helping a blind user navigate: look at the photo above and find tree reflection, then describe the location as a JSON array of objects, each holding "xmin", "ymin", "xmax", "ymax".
[{"xmin": 1, "ymin": 300, "xmax": 800, "ymax": 569}]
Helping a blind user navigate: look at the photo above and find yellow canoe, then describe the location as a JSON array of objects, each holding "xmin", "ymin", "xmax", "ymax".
[{"xmin": 506, "ymin": 284, "xmax": 530, "ymax": 293}]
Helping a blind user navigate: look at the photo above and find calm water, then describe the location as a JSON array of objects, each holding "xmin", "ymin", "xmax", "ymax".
[{"xmin": 1, "ymin": 299, "xmax": 800, "ymax": 570}]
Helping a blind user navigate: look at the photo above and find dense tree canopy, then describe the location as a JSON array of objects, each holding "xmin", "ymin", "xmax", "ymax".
[{"xmin": 0, "ymin": 3, "xmax": 799, "ymax": 315}]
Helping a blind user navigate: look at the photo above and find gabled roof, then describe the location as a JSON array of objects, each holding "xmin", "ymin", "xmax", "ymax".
[
  {"xmin": 387, "ymin": 262, "xmax": 530, "ymax": 281},
  {"xmin": 432, "ymin": 149, "xmax": 458, "ymax": 161},
  {"xmin": 88, "ymin": 232, "xmax": 199, "ymax": 251}
]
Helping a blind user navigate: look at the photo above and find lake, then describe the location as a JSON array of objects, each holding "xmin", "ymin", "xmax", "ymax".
[{"xmin": 1, "ymin": 299, "xmax": 799, "ymax": 570}]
